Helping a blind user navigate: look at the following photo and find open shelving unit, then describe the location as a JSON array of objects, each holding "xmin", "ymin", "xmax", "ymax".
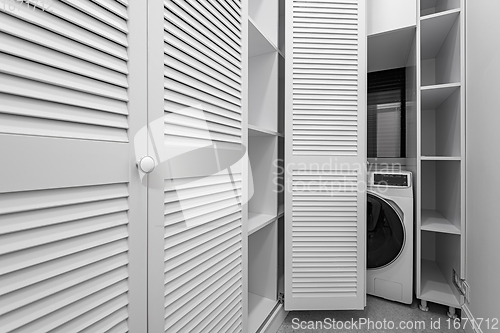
[
  {"xmin": 246, "ymin": 0, "xmax": 287, "ymax": 331},
  {"xmin": 416, "ymin": 0, "xmax": 465, "ymax": 317}
]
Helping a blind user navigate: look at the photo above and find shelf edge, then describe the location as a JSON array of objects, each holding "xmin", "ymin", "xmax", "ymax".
[
  {"xmin": 420, "ymin": 8, "xmax": 461, "ymax": 21},
  {"xmin": 420, "ymin": 156, "xmax": 462, "ymax": 161},
  {"xmin": 421, "ymin": 82, "xmax": 461, "ymax": 90}
]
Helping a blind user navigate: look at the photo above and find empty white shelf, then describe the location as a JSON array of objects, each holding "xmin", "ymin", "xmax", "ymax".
[
  {"xmin": 421, "ymin": 209, "xmax": 460, "ymax": 235},
  {"xmin": 249, "ymin": 18, "xmax": 278, "ymax": 58},
  {"xmin": 248, "ymin": 292, "xmax": 276, "ymax": 333},
  {"xmin": 421, "ymin": 83, "xmax": 460, "ymax": 110},
  {"xmin": 421, "ymin": 9, "xmax": 460, "ymax": 59},
  {"xmin": 420, "ymin": 259, "xmax": 461, "ymax": 307},
  {"xmin": 248, "ymin": 212, "xmax": 277, "ymax": 236}
]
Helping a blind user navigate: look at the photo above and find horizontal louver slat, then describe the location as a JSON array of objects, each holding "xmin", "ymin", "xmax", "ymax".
[
  {"xmin": 0, "ymin": 240, "xmax": 128, "ymax": 296},
  {"xmin": 78, "ymin": 306, "xmax": 129, "ymax": 333},
  {"xmin": 0, "ymin": 13, "xmax": 128, "ymax": 73},
  {"xmin": 0, "ymin": 53, "xmax": 127, "ymax": 101},
  {"xmin": 4, "ymin": 4, "xmax": 128, "ymax": 59},
  {"xmin": 50, "ymin": 297, "xmax": 128, "ymax": 333},
  {"xmin": 0, "ymin": 32, "xmax": 128, "ymax": 88},
  {"xmin": 0, "ymin": 253, "xmax": 128, "ymax": 316},
  {"xmin": 0, "ymin": 226, "xmax": 128, "ymax": 277},
  {"xmin": 0, "ymin": 93, "xmax": 128, "ymax": 129},
  {"xmin": 57, "ymin": 0, "xmax": 128, "ymax": 33}
]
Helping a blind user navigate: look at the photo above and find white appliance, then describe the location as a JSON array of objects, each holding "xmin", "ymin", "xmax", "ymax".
[{"xmin": 366, "ymin": 171, "xmax": 413, "ymax": 304}]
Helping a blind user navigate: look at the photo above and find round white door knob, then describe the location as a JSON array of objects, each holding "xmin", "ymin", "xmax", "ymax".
[{"xmin": 137, "ymin": 156, "xmax": 156, "ymax": 174}]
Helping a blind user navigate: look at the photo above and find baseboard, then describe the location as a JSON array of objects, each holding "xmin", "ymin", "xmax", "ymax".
[
  {"xmin": 462, "ymin": 304, "xmax": 483, "ymax": 333},
  {"xmin": 259, "ymin": 303, "xmax": 288, "ymax": 333}
]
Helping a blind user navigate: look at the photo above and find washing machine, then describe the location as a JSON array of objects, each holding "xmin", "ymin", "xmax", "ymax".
[{"xmin": 366, "ymin": 170, "xmax": 413, "ymax": 304}]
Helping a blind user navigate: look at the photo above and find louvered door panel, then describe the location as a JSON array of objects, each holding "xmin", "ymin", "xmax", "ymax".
[
  {"xmin": 150, "ymin": 0, "xmax": 244, "ymax": 332},
  {"xmin": 291, "ymin": 171, "xmax": 359, "ymax": 297},
  {"xmin": 285, "ymin": 0, "xmax": 366, "ymax": 310},
  {"xmin": 0, "ymin": 1, "xmax": 146, "ymax": 332},
  {"xmin": 0, "ymin": 4, "xmax": 128, "ymax": 143},
  {"xmin": 292, "ymin": 0, "xmax": 359, "ymax": 156}
]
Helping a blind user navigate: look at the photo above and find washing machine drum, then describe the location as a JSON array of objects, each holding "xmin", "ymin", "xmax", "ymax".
[{"xmin": 367, "ymin": 193, "xmax": 405, "ymax": 269}]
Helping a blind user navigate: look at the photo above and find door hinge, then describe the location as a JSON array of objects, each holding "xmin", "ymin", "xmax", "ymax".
[
  {"xmin": 452, "ymin": 269, "xmax": 470, "ymax": 303},
  {"xmin": 278, "ymin": 292, "xmax": 284, "ymax": 304}
]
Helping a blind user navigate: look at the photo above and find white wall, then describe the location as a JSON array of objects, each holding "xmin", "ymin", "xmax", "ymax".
[
  {"xmin": 368, "ymin": 0, "xmax": 416, "ymax": 36},
  {"xmin": 466, "ymin": 0, "xmax": 500, "ymax": 325}
]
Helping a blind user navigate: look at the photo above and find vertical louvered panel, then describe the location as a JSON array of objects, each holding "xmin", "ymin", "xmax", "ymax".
[
  {"xmin": 0, "ymin": 1, "xmax": 143, "ymax": 331},
  {"xmin": 0, "ymin": 1, "xmax": 129, "ymax": 142},
  {"xmin": 285, "ymin": 0, "xmax": 366, "ymax": 310},
  {"xmin": 0, "ymin": 184, "xmax": 131, "ymax": 332},
  {"xmin": 292, "ymin": 171, "xmax": 358, "ymax": 297},
  {"xmin": 162, "ymin": 0, "xmax": 243, "ymax": 332},
  {"xmin": 292, "ymin": 0, "xmax": 359, "ymax": 155}
]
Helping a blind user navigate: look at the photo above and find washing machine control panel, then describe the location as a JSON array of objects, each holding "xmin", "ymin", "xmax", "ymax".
[{"xmin": 370, "ymin": 172, "xmax": 411, "ymax": 188}]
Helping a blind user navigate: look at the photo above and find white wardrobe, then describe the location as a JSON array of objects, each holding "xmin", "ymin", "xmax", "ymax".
[
  {"xmin": 0, "ymin": 1, "xmax": 368, "ymax": 333},
  {"xmin": 0, "ymin": 1, "xmax": 148, "ymax": 332}
]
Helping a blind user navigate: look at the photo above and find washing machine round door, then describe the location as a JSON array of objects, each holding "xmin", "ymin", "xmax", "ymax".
[{"xmin": 367, "ymin": 193, "xmax": 405, "ymax": 269}]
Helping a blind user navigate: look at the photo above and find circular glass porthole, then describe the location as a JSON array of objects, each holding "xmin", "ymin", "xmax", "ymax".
[{"xmin": 367, "ymin": 193, "xmax": 405, "ymax": 269}]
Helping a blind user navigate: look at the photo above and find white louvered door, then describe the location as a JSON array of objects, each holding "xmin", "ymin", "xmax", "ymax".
[
  {"xmin": 284, "ymin": 0, "xmax": 367, "ymax": 310},
  {"xmin": 149, "ymin": 0, "xmax": 246, "ymax": 332},
  {"xmin": 0, "ymin": 1, "xmax": 148, "ymax": 332}
]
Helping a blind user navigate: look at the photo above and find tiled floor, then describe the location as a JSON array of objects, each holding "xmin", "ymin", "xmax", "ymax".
[{"xmin": 277, "ymin": 295, "xmax": 466, "ymax": 333}]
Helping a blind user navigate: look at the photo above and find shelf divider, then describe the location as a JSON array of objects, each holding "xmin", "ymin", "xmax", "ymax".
[
  {"xmin": 421, "ymin": 83, "xmax": 460, "ymax": 110},
  {"xmin": 421, "ymin": 209, "xmax": 461, "ymax": 234},
  {"xmin": 421, "ymin": 156, "xmax": 461, "ymax": 161}
]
